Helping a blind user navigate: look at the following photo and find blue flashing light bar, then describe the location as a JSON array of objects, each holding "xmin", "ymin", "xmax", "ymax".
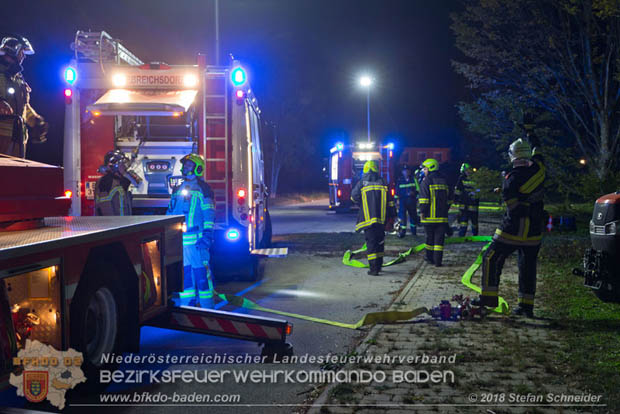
[
  {"xmin": 64, "ymin": 67, "xmax": 77, "ymax": 85},
  {"xmin": 231, "ymin": 67, "xmax": 247, "ymax": 86}
]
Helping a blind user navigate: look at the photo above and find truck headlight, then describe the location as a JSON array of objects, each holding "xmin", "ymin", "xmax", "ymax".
[
  {"xmin": 589, "ymin": 220, "xmax": 594, "ymax": 233},
  {"xmin": 606, "ymin": 221, "xmax": 618, "ymax": 235}
]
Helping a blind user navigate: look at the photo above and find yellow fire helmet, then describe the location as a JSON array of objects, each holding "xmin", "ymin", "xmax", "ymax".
[
  {"xmin": 180, "ymin": 153, "xmax": 205, "ymax": 176},
  {"xmin": 422, "ymin": 158, "xmax": 439, "ymax": 172},
  {"xmin": 363, "ymin": 160, "xmax": 379, "ymax": 174}
]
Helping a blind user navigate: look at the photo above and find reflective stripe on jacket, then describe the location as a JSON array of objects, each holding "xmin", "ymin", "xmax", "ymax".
[
  {"xmin": 167, "ymin": 178, "xmax": 215, "ymax": 245},
  {"xmin": 454, "ymin": 173, "xmax": 480, "ymax": 210},
  {"xmin": 351, "ymin": 172, "xmax": 395, "ymax": 231},
  {"xmin": 494, "ymin": 154, "xmax": 545, "ymax": 246},
  {"xmin": 395, "ymin": 176, "xmax": 418, "ymax": 200},
  {"xmin": 419, "ymin": 171, "xmax": 450, "ymax": 224},
  {"xmin": 95, "ymin": 174, "xmax": 132, "ymax": 216}
]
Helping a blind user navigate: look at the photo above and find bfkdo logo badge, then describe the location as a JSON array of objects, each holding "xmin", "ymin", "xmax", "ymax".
[{"xmin": 23, "ymin": 371, "xmax": 49, "ymax": 403}]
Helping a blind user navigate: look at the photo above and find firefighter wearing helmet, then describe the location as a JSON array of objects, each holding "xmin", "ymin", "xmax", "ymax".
[
  {"xmin": 94, "ymin": 149, "xmax": 138, "ymax": 216},
  {"xmin": 0, "ymin": 35, "xmax": 48, "ymax": 158},
  {"xmin": 351, "ymin": 160, "xmax": 396, "ymax": 275},
  {"xmin": 474, "ymin": 137, "xmax": 545, "ymax": 317},
  {"xmin": 419, "ymin": 158, "xmax": 451, "ymax": 267},
  {"xmin": 167, "ymin": 153, "xmax": 216, "ymax": 308},
  {"xmin": 395, "ymin": 164, "xmax": 420, "ymax": 237},
  {"xmin": 454, "ymin": 162, "xmax": 480, "ymax": 236}
]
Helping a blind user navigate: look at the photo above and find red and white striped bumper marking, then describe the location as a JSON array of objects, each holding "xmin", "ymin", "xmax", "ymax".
[{"xmin": 171, "ymin": 311, "xmax": 283, "ymax": 340}]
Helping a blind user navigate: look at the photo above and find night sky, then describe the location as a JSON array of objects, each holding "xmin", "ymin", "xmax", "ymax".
[{"xmin": 3, "ymin": 0, "xmax": 466, "ymax": 170}]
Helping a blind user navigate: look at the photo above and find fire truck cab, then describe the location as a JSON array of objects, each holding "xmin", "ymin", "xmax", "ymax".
[
  {"xmin": 328, "ymin": 141, "xmax": 395, "ymax": 211},
  {"xmin": 63, "ymin": 31, "xmax": 276, "ymax": 280}
]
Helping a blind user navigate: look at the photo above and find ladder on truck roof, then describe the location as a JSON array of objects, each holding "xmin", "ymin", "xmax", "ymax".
[
  {"xmin": 72, "ymin": 30, "xmax": 143, "ymax": 67},
  {"xmin": 203, "ymin": 67, "xmax": 230, "ymax": 227}
]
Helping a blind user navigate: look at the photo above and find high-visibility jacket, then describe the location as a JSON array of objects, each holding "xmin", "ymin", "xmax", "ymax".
[
  {"xmin": 454, "ymin": 172, "xmax": 480, "ymax": 210},
  {"xmin": 94, "ymin": 174, "xmax": 132, "ymax": 216},
  {"xmin": 167, "ymin": 178, "xmax": 215, "ymax": 247},
  {"xmin": 0, "ymin": 61, "xmax": 43, "ymax": 157},
  {"xmin": 351, "ymin": 172, "xmax": 395, "ymax": 232},
  {"xmin": 419, "ymin": 171, "xmax": 451, "ymax": 224},
  {"xmin": 395, "ymin": 176, "xmax": 418, "ymax": 200},
  {"xmin": 494, "ymin": 153, "xmax": 545, "ymax": 246}
]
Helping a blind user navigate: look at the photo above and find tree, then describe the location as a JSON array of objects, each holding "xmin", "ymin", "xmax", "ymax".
[{"xmin": 452, "ymin": 0, "xmax": 620, "ymax": 181}]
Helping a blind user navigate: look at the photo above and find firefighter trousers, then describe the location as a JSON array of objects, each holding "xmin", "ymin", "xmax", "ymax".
[
  {"xmin": 176, "ymin": 242, "xmax": 215, "ymax": 308},
  {"xmin": 457, "ymin": 207, "xmax": 479, "ymax": 237},
  {"xmin": 480, "ymin": 241, "xmax": 540, "ymax": 310},
  {"xmin": 398, "ymin": 197, "xmax": 419, "ymax": 234},
  {"xmin": 364, "ymin": 223, "xmax": 385, "ymax": 272},
  {"xmin": 424, "ymin": 223, "xmax": 446, "ymax": 266}
]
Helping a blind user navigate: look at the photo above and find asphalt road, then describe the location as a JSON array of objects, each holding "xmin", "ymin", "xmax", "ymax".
[
  {"xmin": 7, "ymin": 199, "xmax": 419, "ymax": 414},
  {"xmin": 270, "ymin": 198, "xmax": 357, "ymax": 234}
]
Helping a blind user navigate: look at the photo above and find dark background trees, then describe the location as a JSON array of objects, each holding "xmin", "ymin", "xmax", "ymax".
[{"xmin": 452, "ymin": 0, "xmax": 620, "ymax": 196}]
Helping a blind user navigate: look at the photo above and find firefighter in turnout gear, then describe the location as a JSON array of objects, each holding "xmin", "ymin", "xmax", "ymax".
[
  {"xmin": 94, "ymin": 150, "xmax": 137, "ymax": 216},
  {"xmin": 419, "ymin": 158, "xmax": 451, "ymax": 267},
  {"xmin": 454, "ymin": 163, "xmax": 480, "ymax": 236},
  {"xmin": 167, "ymin": 153, "xmax": 216, "ymax": 308},
  {"xmin": 475, "ymin": 138, "xmax": 545, "ymax": 317},
  {"xmin": 395, "ymin": 165, "xmax": 419, "ymax": 237},
  {"xmin": 0, "ymin": 36, "xmax": 48, "ymax": 158},
  {"xmin": 351, "ymin": 160, "xmax": 396, "ymax": 275}
]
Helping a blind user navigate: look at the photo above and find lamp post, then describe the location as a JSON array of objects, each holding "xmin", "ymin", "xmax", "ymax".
[{"xmin": 360, "ymin": 75, "xmax": 373, "ymax": 143}]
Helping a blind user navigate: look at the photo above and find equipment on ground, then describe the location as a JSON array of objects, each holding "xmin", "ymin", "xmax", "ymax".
[{"xmin": 574, "ymin": 191, "xmax": 620, "ymax": 302}]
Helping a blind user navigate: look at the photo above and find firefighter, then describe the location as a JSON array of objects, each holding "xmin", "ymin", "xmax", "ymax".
[
  {"xmin": 168, "ymin": 153, "xmax": 216, "ymax": 308},
  {"xmin": 419, "ymin": 158, "xmax": 451, "ymax": 267},
  {"xmin": 94, "ymin": 150, "xmax": 137, "ymax": 216},
  {"xmin": 0, "ymin": 36, "xmax": 47, "ymax": 158},
  {"xmin": 395, "ymin": 165, "xmax": 419, "ymax": 237},
  {"xmin": 454, "ymin": 162, "xmax": 480, "ymax": 236},
  {"xmin": 351, "ymin": 160, "xmax": 396, "ymax": 276},
  {"xmin": 475, "ymin": 138, "xmax": 545, "ymax": 317}
]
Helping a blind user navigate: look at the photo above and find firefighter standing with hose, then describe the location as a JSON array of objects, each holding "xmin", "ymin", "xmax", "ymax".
[
  {"xmin": 395, "ymin": 165, "xmax": 419, "ymax": 237},
  {"xmin": 351, "ymin": 160, "xmax": 396, "ymax": 276},
  {"xmin": 474, "ymin": 138, "xmax": 545, "ymax": 317},
  {"xmin": 419, "ymin": 158, "xmax": 451, "ymax": 267},
  {"xmin": 454, "ymin": 163, "xmax": 480, "ymax": 236},
  {"xmin": 0, "ymin": 35, "xmax": 48, "ymax": 158},
  {"xmin": 168, "ymin": 153, "xmax": 216, "ymax": 308}
]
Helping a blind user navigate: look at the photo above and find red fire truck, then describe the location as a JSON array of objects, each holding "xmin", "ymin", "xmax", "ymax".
[
  {"xmin": 328, "ymin": 141, "xmax": 396, "ymax": 211},
  {"xmin": 0, "ymin": 155, "xmax": 292, "ymax": 392},
  {"xmin": 63, "ymin": 31, "xmax": 278, "ymax": 280}
]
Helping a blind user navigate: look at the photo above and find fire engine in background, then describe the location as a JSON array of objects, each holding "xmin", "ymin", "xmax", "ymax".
[
  {"xmin": 63, "ymin": 31, "xmax": 279, "ymax": 281},
  {"xmin": 328, "ymin": 141, "xmax": 396, "ymax": 211},
  {"xmin": 0, "ymin": 155, "xmax": 293, "ymax": 393}
]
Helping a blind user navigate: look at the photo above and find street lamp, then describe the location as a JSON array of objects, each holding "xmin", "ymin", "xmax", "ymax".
[{"xmin": 359, "ymin": 75, "xmax": 373, "ymax": 143}]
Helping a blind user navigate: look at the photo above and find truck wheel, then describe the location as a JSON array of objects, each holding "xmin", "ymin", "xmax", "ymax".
[
  {"xmin": 261, "ymin": 342, "xmax": 294, "ymax": 363},
  {"xmin": 594, "ymin": 284, "xmax": 620, "ymax": 303},
  {"xmin": 242, "ymin": 256, "xmax": 264, "ymax": 282},
  {"xmin": 261, "ymin": 210, "xmax": 272, "ymax": 248},
  {"xmin": 70, "ymin": 266, "xmax": 127, "ymax": 391}
]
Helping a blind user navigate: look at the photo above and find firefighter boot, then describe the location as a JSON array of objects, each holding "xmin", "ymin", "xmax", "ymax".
[
  {"xmin": 194, "ymin": 266, "xmax": 215, "ymax": 309},
  {"xmin": 471, "ymin": 295, "xmax": 499, "ymax": 309},
  {"xmin": 511, "ymin": 304, "xmax": 534, "ymax": 318},
  {"xmin": 173, "ymin": 266, "xmax": 196, "ymax": 306}
]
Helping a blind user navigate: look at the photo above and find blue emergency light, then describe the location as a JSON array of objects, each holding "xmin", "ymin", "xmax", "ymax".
[
  {"xmin": 386, "ymin": 142, "xmax": 394, "ymax": 150},
  {"xmin": 336, "ymin": 142, "xmax": 344, "ymax": 151},
  {"xmin": 64, "ymin": 67, "xmax": 77, "ymax": 85},
  {"xmin": 226, "ymin": 228, "xmax": 241, "ymax": 241},
  {"xmin": 231, "ymin": 67, "xmax": 246, "ymax": 86}
]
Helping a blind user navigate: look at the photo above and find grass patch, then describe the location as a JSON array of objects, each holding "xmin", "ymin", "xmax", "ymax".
[{"xmin": 538, "ymin": 231, "xmax": 620, "ymax": 411}]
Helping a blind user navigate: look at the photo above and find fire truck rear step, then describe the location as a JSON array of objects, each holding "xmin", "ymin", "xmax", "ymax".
[
  {"xmin": 146, "ymin": 305, "xmax": 291, "ymax": 345},
  {"xmin": 251, "ymin": 248, "xmax": 288, "ymax": 257}
]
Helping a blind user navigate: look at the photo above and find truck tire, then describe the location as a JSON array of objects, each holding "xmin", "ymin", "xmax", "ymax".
[
  {"xmin": 70, "ymin": 266, "xmax": 127, "ymax": 391},
  {"xmin": 594, "ymin": 284, "xmax": 620, "ymax": 303},
  {"xmin": 242, "ymin": 255, "xmax": 264, "ymax": 282},
  {"xmin": 261, "ymin": 210, "xmax": 272, "ymax": 248}
]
